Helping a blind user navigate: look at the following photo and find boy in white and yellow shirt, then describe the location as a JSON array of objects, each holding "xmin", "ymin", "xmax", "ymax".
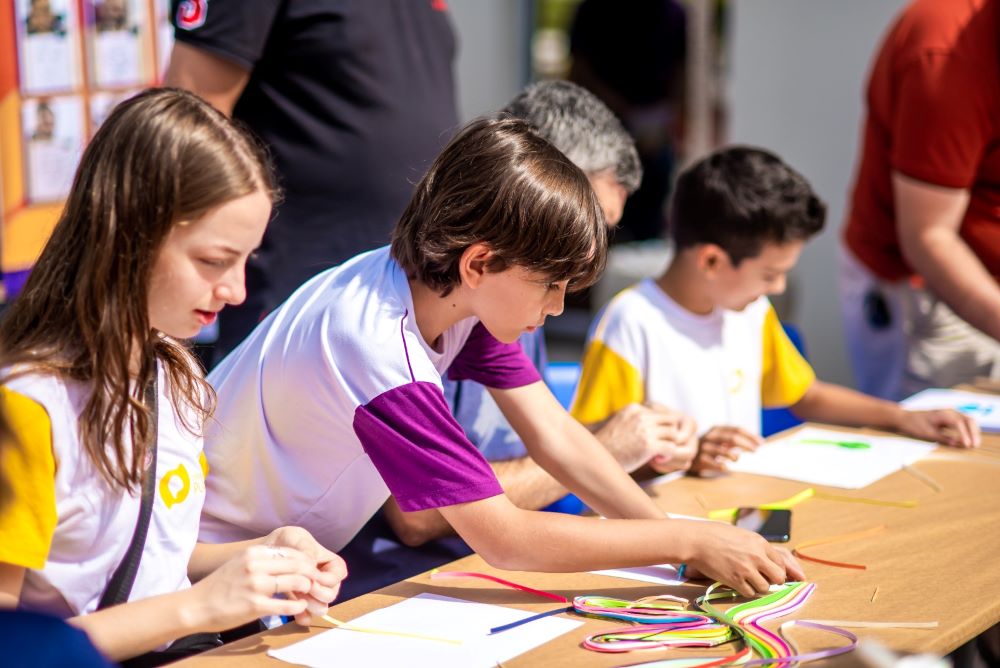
[{"xmin": 573, "ymin": 147, "xmax": 979, "ymax": 473}]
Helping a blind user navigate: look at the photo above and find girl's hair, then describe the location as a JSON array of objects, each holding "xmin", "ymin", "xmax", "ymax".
[
  {"xmin": 0, "ymin": 87, "xmax": 276, "ymax": 491},
  {"xmin": 392, "ymin": 116, "xmax": 607, "ymax": 297}
]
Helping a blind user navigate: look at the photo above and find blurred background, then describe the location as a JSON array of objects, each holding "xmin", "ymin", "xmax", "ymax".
[{"xmin": 0, "ymin": 0, "xmax": 914, "ymax": 388}]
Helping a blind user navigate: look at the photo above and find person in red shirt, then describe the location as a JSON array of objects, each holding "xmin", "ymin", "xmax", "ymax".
[{"xmin": 841, "ymin": 0, "xmax": 1000, "ymax": 400}]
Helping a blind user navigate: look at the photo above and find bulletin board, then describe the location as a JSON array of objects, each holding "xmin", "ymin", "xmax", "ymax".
[{"xmin": 0, "ymin": 0, "xmax": 174, "ymax": 300}]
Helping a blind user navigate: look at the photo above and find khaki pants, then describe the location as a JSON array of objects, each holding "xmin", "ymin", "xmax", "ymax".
[{"xmin": 839, "ymin": 245, "xmax": 1000, "ymax": 399}]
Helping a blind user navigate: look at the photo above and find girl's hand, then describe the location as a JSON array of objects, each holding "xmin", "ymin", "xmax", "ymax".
[
  {"xmin": 897, "ymin": 409, "xmax": 980, "ymax": 448},
  {"xmin": 683, "ymin": 522, "xmax": 806, "ymax": 597},
  {"xmin": 691, "ymin": 426, "xmax": 762, "ymax": 473},
  {"xmin": 184, "ymin": 545, "xmax": 319, "ymax": 632},
  {"xmin": 266, "ymin": 526, "xmax": 349, "ymax": 624}
]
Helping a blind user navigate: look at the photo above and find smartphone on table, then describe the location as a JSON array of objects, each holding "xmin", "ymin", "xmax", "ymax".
[{"xmin": 732, "ymin": 508, "xmax": 791, "ymax": 542}]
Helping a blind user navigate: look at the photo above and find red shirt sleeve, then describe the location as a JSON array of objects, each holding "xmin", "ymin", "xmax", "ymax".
[{"xmin": 891, "ymin": 52, "xmax": 994, "ymax": 189}]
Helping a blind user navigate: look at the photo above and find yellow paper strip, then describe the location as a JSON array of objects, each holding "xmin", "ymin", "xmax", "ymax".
[
  {"xmin": 707, "ymin": 488, "xmax": 816, "ymax": 520},
  {"xmin": 902, "ymin": 464, "xmax": 942, "ymax": 492},
  {"xmin": 813, "ymin": 492, "xmax": 918, "ymax": 508},
  {"xmin": 321, "ymin": 613, "xmax": 463, "ymax": 645},
  {"xmin": 708, "ymin": 487, "xmax": 918, "ymax": 520}
]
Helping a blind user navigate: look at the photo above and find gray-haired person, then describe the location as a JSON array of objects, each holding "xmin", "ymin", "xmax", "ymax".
[{"xmin": 336, "ymin": 81, "xmax": 698, "ymax": 601}]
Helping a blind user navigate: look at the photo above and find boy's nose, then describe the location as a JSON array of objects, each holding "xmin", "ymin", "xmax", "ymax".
[{"xmin": 547, "ymin": 292, "xmax": 566, "ymax": 317}]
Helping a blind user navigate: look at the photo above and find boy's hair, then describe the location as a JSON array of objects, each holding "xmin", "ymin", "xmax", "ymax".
[
  {"xmin": 391, "ymin": 116, "xmax": 607, "ymax": 297},
  {"xmin": 0, "ymin": 87, "xmax": 277, "ymax": 491},
  {"xmin": 503, "ymin": 80, "xmax": 642, "ymax": 193},
  {"xmin": 669, "ymin": 146, "xmax": 826, "ymax": 265}
]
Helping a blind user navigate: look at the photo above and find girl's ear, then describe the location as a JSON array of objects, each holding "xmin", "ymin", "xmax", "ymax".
[{"xmin": 458, "ymin": 242, "xmax": 495, "ymax": 289}]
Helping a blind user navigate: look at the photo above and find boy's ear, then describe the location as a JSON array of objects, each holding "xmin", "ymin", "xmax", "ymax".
[
  {"xmin": 459, "ymin": 242, "xmax": 495, "ymax": 289},
  {"xmin": 695, "ymin": 244, "xmax": 728, "ymax": 276}
]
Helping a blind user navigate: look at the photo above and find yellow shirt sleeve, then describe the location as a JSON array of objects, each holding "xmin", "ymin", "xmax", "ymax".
[
  {"xmin": 0, "ymin": 388, "xmax": 57, "ymax": 570},
  {"xmin": 571, "ymin": 340, "xmax": 645, "ymax": 425},
  {"xmin": 760, "ymin": 306, "xmax": 816, "ymax": 409}
]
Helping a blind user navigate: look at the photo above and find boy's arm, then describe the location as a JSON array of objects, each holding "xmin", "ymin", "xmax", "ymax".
[
  {"xmin": 790, "ymin": 380, "xmax": 979, "ymax": 447},
  {"xmin": 383, "ymin": 401, "xmax": 695, "ymax": 546},
  {"xmin": 438, "ymin": 494, "xmax": 805, "ymax": 597},
  {"xmin": 490, "ymin": 381, "xmax": 665, "ymax": 520},
  {"xmin": 382, "ymin": 456, "xmax": 568, "ymax": 546}
]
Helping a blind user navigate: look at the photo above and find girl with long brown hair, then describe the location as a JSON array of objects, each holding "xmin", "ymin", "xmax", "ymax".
[{"xmin": 0, "ymin": 88, "xmax": 345, "ymax": 664}]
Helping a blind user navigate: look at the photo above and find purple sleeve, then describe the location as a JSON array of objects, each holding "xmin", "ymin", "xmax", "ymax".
[
  {"xmin": 352, "ymin": 381, "xmax": 503, "ymax": 511},
  {"xmin": 447, "ymin": 322, "xmax": 542, "ymax": 389}
]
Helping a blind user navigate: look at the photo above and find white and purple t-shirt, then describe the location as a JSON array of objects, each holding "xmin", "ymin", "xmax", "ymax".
[{"xmin": 199, "ymin": 247, "xmax": 540, "ymax": 551}]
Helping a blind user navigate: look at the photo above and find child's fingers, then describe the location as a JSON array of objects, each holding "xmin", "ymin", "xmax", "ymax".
[
  {"xmin": 261, "ymin": 595, "xmax": 310, "ymax": 619},
  {"xmin": 260, "ymin": 572, "xmax": 314, "ymax": 596},
  {"xmin": 308, "ymin": 580, "xmax": 340, "ymax": 603},
  {"xmin": 706, "ymin": 426, "xmax": 760, "ymax": 452},
  {"xmin": 700, "ymin": 439, "xmax": 740, "ymax": 462},
  {"xmin": 935, "ymin": 411, "xmax": 978, "ymax": 448},
  {"xmin": 316, "ymin": 555, "xmax": 348, "ymax": 582},
  {"xmin": 770, "ymin": 546, "xmax": 806, "ymax": 581},
  {"xmin": 955, "ymin": 413, "xmax": 980, "ymax": 448},
  {"xmin": 313, "ymin": 568, "xmax": 346, "ymax": 590},
  {"xmin": 699, "ymin": 452, "xmax": 729, "ymax": 471},
  {"xmin": 726, "ymin": 426, "xmax": 763, "ymax": 451},
  {"xmin": 248, "ymin": 547, "xmax": 321, "ymax": 581}
]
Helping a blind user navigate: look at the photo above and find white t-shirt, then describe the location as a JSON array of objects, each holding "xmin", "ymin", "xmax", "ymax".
[
  {"xmin": 0, "ymin": 363, "xmax": 206, "ymax": 617},
  {"xmin": 202, "ymin": 247, "xmax": 540, "ymax": 551},
  {"xmin": 572, "ymin": 279, "xmax": 815, "ymax": 435}
]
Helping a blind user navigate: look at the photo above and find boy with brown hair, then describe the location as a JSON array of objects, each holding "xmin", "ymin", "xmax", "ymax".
[{"xmin": 202, "ymin": 120, "xmax": 803, "ymax": 596}]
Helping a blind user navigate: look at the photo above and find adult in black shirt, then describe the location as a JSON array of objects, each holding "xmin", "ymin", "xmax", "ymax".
[{"xmin": 167, "ymin": 0, "xmax": 460, "ymax": 364}]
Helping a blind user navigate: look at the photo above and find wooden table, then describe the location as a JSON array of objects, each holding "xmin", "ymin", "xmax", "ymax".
[{"xmin": 178, "ymin": 424, "xmax": 1000, "ymax": 666}]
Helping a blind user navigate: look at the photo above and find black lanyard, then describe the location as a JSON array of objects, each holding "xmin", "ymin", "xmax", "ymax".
[{"xmin": 97, "ymin": 373, "xmax": 158, "ymax": 610}]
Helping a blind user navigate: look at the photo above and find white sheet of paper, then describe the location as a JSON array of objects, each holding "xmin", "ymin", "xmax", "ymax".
[
  {"xmin": 268, "ymin": 593, "xmax": 581, "ymax": 668},
  {"xmin": 727, "ymin": 426, "xmax": 936, "ymax": 489},
  {"xmin": 901, "ymin": 388, "xmax": 1000, "ymax": 432},
  {"xmin": 590, "ymin": 563, "xmax": 687, "ymax": 586}
]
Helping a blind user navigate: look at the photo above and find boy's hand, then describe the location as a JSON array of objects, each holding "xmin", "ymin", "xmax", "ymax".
[
  {"xmin": 683, "ymin": 522, "xmax": 806, "ymax": 597},
  {"xmin": 266, "ymin": 526, "xmax": 348, "ymax": 624},
  {"xmin": 691, "ymin": 425, "xmax": 763, "ymax": 473},
  {"xmin": 596, "ymin": 403, "xmax": 698, "ymax": 473},
  {"xmin": 896, "ymin": 408, "xmax": 980, "ymax": 448}
]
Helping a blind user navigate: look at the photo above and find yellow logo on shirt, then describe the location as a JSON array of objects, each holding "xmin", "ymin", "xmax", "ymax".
[
  {"xmin": 159, "ymin": 464, "xmax": 191, "ymax": 508},
  {"xmin": 728, "ymin": 368, "xmax": 745, "ymax": 394}
]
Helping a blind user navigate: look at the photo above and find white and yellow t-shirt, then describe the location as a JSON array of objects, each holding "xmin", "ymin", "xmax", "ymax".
[
  {"xmin": 572, "ymin": 279, "xmax": 815, "ymax": 435},
  {"xmin": 0, "ymin": 365, "xmax": 207, "ymax": 617}
]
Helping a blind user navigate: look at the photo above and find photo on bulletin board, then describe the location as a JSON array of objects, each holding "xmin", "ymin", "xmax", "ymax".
[
  {"xmin": 89, "ymin": 89, "xmax": 139, "ymax": 137},
  {"xmin": 21, "ymin": 96, "xmax": 86, "ymax": 204},
  {"xmin": 85, "ymin": 0, "xmax": 150, "ymax": 88},
  {"xmin": 15, "ymin": 0, "xmax": 82, "ymax": 94}
]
